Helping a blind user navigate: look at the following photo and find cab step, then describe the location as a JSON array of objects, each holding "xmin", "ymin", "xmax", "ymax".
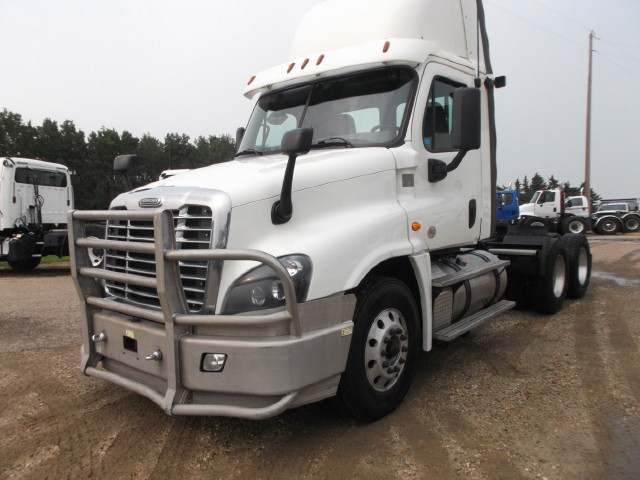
[
  {"xmin": 433, "ymin": 299, "xmax": 516, "ymax": 342},
  {"xmin": 431, "ymin": 259, "xmax": 510, "ymax": 287}
]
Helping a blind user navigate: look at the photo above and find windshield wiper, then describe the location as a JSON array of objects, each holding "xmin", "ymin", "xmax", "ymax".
[
  {"xmin": 236, "ymin": 149, "xmax": 264, "ymax": 157},
  {"xmin": 311, "ymin": 137, "xmax": 353, "ymax": 148}
]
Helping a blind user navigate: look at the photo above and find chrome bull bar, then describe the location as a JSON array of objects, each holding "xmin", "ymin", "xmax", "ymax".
[{"xmin": 68, "ymin": 209, "xmax": 304, "ymax": 418}]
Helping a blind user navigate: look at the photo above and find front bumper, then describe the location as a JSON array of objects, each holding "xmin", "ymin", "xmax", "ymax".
[{"xmin": 69, "ymin": 209, "xmax": 355, "ymax": 419}]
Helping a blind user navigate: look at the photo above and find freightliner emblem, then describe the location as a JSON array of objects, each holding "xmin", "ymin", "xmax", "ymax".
[{"xmin": 139, "ymin": 197, "xmax": 163, "ymax": 208}]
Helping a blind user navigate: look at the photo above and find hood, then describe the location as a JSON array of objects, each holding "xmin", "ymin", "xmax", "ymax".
[
  {"xmin": 128, "ymin": 148, "xmax": 396, "ymax": 208},
  {"xmin": 519, "ymin": 202, "xmax": 534, "ymax": 217}
]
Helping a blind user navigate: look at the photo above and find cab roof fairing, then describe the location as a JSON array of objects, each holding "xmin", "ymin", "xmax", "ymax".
[{"xmin": 243, "ymin": 38, "xmax": 440, "ymax": 100}]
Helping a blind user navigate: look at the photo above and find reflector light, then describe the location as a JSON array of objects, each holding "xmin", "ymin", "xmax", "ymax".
[
  {"xmin": 287, "ymin": 63, "xmax": 295, "ymax": 73},
  {"xmin": 301, "ymin": 58, "xmax": 309, "ymax": 69},
  {"xmin": 316, "ymin": 54, "xmax": 324, "ymax": 65},
  {"xmin": 247, "ymin": 75, "xmax": 256, "ymax": 85},
  {"xmin": 383, "ymin": 41, "xmax": 390, "ymax": 53}
]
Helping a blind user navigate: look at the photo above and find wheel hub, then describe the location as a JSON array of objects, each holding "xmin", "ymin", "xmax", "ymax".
[{"xmin": 364, "ymin": 308, "xmax": 409, "ymax": 392}]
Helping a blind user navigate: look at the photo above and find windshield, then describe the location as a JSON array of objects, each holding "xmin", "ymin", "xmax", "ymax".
[
  {"xmin": 238, "ymin": 67, "xmax": 416, "ymax": 156},
  {"xmin": 530, "ymin": 191, "xmax": 540, "ymax": 204}
]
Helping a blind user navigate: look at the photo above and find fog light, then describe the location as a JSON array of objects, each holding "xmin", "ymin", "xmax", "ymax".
[{"xmin": 201, "ymin": 353, "xmax": 227, "ymax": 372}]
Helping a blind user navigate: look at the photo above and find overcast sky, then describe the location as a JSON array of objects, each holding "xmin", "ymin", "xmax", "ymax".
[{"xmin": 1, "ymin": 0, "xmax": 639, "ymax": 198}]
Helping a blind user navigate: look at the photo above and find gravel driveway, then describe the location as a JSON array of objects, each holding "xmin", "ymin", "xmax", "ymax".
[{"xmin": 1, "ymin": 235, "xmax": 639, "ymax": 479}]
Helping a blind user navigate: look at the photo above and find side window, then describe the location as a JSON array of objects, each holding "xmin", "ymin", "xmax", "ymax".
[{"xmin": 422, "ymin": 77, "xmax": 464, "ymax": 152}]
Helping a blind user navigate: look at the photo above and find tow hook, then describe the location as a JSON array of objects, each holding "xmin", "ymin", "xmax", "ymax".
[
  {"xmin": 145, "ymin": 349, "xmax": 163, "ymax": 361},
  {"xmin": 91, "ymin": 332, "xmax": 106, "ymax": 343}
]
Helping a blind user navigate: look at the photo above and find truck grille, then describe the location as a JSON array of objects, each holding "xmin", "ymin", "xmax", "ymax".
[{"xmin": 104, "ymin": 205, "xmax": 213, "ymax": 312}]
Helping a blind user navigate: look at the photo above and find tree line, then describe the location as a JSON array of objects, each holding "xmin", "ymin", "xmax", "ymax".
[
  {"xmin": 2, "ymin": 108, "xmax": 603, "ymax": 210},
  {"xmin": 498, "ymin": 172, "xmax": 601, "ymax": 204},
  {"xmin": 0, "ymin": 108, "xmax": 236, "ymax": 210}
]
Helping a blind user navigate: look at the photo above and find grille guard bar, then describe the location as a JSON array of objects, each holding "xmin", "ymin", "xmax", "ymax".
[{"xmin": 68, "ymin": 209, "xmax": 304, "ymax": 417}]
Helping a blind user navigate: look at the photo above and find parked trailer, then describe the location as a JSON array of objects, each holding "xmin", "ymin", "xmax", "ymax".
[{"xmin": 69, "ymin": 0, "xmax": 592, "ymax": 421}]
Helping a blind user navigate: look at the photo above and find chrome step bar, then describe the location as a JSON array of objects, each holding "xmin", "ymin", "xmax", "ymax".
[{"xmin": 433, "ymin": 300, "xmax": 516, "ymax": 342}]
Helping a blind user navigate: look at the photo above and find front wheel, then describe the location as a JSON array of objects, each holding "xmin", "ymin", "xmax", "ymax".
[
  {"xmin": 8, "ymin": 256, "xmax": 41, "ymax": 271},
  {"xmin": 561, "ymin": 216, "xmax": 587, "ymax": 235},
  {"xmin": 338, "ymin": 277, "xmax": 419, "ymax": 421}
]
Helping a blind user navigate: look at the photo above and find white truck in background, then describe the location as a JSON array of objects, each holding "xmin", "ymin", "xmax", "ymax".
[
  {"xmin": 0, "ymin": 157, "xmax": 105, "ymax": 270},
  {"xmin": 518, "ymin": 188, "xmax": 591, "ymax": 234},
  {"xmin": 68, "ymin": 0, "xmax": 593, "ymax": 421}
]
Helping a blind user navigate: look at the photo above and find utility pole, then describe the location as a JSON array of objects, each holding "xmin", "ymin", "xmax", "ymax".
[{"xmin": 584, "ymin": 31, "xmax": 596, "ymax": 206}]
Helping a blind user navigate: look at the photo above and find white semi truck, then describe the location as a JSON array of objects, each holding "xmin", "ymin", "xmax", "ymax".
[
  {"xmin": 68, "ymin": 0, "xmax": 592, "ymax": 421},
  {"xmin": 0, "ymin": 157, "xmax": 105, "ymax": 270}
]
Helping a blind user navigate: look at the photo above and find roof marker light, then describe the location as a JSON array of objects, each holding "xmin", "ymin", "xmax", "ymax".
[
  {"xmin": 247, "ymin": 75, "xmax": 256, "ymax": 85},
  {"xmin": 383, "ymin": 41, "xmax": 390, "ymax": 53},
  {"xmin": 287, "ymin": 62, "xmax": 295, "ymax": 73},
  {"xmin": 301, "ymin": 58, "xmax": 309, "ymax": 69},
  {"xmin": 316, "ymin": 54, "xmax": 324, "ymax": 65}
]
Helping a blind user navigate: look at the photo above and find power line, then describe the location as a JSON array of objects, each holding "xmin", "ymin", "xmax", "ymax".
[
  {"xmin": 525, "ymin": 0, "xmax": 592, "ymax": 32},
  {"xmin": 597, "ymin": 54, "xmax": 640, "ymax": 81},
  {"xmin": 485, "ymin": 1, "xmax": 585, "ymax": 49}
]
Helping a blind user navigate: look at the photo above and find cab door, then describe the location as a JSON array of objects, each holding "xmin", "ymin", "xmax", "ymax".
[{"xmin": 400, "ymin": 60, "xmax": 486, "ymax": 251}]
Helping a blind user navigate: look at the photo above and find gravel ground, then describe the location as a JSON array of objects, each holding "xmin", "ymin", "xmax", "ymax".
[{"xmin": 1, "ymin": 234, "xmax": 639, "ymax": 479}]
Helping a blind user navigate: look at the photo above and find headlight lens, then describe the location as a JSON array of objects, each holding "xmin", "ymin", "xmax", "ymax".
[{"xmin": 222, "ymin": 255, "xmax": 312, "ymax": 314}]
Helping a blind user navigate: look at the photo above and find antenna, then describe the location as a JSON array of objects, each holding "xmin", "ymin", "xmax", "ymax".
[{"xmin": 475, "ymin": 4, "xmax": 481, "ymax": 87}]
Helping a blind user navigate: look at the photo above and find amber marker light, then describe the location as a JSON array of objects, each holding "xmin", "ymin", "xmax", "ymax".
[
  {"xmin": 287, "ymin": 63, "xmax": 295, "ymax": 73},
  {"xmin": 316, "ymin": 54, "xmax": 325, "ymax": 65},
  {"xmin": 383, "ymin": 41, "xmax": 390, "ymax": 53},
  {"xmin": 247, "ymin": 75, "xmax": 256, "ymax": 85},
  {"xmin": 412, "ymin": 222, "xmax": 421, "ymax": 232},
  {"xmin": 301, "ymin": 58, "xmax": 309, "ymax": 69}
]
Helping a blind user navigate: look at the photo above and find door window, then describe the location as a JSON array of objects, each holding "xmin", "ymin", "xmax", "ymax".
[{"xmin": 422, "ymin": 77, "xmax": 464, "ymax": 152}]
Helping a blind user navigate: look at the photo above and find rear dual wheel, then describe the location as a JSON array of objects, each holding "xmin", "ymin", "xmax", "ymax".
[
  {"xmin": 530, "ymin": 240, "xmax": 568, "ymax": 314},
  {"xmin": 338, "ymin": 277, "xmax": 418, "ymax": 421},
  {"xmin": 560, "ymin": 234, "xmax": 591, "ymax": 299}
]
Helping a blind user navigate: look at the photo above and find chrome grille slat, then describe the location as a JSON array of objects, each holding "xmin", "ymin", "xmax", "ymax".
[{"xmin": 104, "ymin": 205, "xmax": 213, "ymax": 313}]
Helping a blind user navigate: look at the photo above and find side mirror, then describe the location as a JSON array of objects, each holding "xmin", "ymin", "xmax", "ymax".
[
  {"xmin": 428, "ymin": 87, "xmax": 480, "ymax": 183},
  {"xmin": 235, "ymin": 127, "xmax": 245, "ymax": 153},
  {"xmin": 451, "ymin": 87, "xmax": 481, "ymax": 151},
  {"xmin": 113, "ymin": 154, "xmax": 137, "ymax": 191},
  {"xmin": 281, "ymin": 128, "xmax": 313, "ymax": 156}
]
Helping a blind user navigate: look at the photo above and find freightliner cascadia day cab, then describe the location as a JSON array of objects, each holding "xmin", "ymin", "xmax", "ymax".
[{"xmin": 69, "ymin": 0, "xmax": 592, "ymax": 421}]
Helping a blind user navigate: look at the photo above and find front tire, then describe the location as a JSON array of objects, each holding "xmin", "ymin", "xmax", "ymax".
[
  {"xmin": 338, "ymin": 277, "xmax": 419, "ymax": 421},
  {"xmin": 8, "ymin": 256, "xmax": 42, "ymax": 271},
  {"xmin": 561, "ymin": 216, "xmax": 587, "ymax": 235}
]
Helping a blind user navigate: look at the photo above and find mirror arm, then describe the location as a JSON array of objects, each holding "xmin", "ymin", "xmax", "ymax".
[
  {"xmin": 428, "ymin": 149, "xmax": 468, "ymax": 183},
  {"xmin": 271, "ymin": 154, "xmax": 297, "ymax": 224}
]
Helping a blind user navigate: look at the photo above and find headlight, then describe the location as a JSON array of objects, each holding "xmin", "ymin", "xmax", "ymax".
[{"xmin": 221, "ymin": 254, "xmax": 312, "ymax": 314}]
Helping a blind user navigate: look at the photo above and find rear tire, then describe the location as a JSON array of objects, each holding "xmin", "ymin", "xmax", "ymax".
[
  {"xmin": 560, "ymin": 234, "xmax": 591, "ymax": 299},
  {"xmin": 338, "ymin": 277, "xmax": 419, "ymax": 421},
  {"xmin": 596, "ymin": 218, "xmax": 621, "ymax": 235},
  {"xmin": 530, "ymin": 240, "xmax": 568, "ymax": 314},
  {"xmin": 8, "ymin": 256, "xmax": 42, "ymax": 271},
  {"xmin": 623, "ymin": 215, "xmax": 640, "ymax": 233}
]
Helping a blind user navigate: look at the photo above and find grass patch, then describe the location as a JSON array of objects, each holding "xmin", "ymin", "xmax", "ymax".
[{"xmin": 0, "ymin": 255, "xmax": 69, "ymax": 268}]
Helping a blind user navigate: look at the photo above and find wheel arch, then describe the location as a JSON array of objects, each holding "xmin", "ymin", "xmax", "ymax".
[{"xmin": 351, "ymin": 254, "xmax": 431, "ymax": 352}]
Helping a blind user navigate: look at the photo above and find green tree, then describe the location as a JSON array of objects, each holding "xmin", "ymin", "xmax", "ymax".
[{"xmin": 547, "ymin": 175, "xmax": 560, "ymax": 189}]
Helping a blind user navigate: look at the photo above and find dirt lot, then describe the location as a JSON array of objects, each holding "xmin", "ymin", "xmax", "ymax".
[{"xmin": 1, "ymin": 235, "xmax": 639, "ymax": 479}]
